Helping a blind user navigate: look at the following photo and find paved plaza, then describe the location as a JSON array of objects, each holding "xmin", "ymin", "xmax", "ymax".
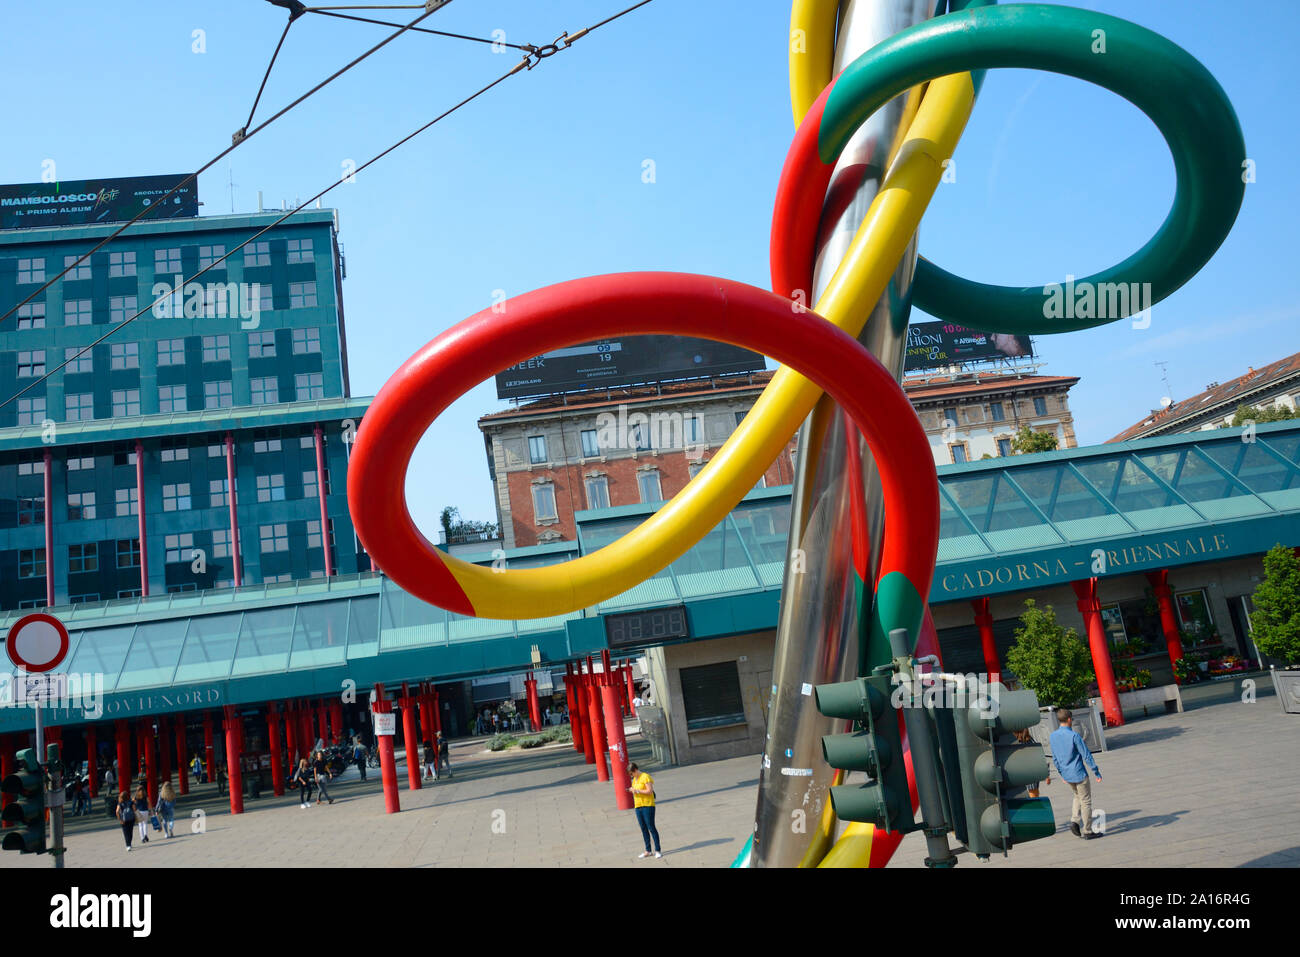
[{"xmin": 3, "ymin": 678, "xmax": 1295, "ymax": 868}]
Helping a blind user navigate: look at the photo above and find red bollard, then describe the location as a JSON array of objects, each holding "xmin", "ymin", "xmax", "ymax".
[
  {"xmin": 372, "ymin": 684, "xmax": 400, "ymax": 813},
  {"xmin": 624, "ymin": 665, "xmax": 638, "ymax": 716},
  {"xmin": 602, "ymin": 681, "xmax": 634, "ymax": 809},
  {"xmin": 400, "ymin": 688, "xmax": 422, "ymax": 791},
  {"xmin": 575, "ymin": 669, "xmax": 594, "ymax": 763},
  {"xmin": 223, "ymin": 706, "xmax": 244, "ymax": 814},
  {"xmin": 586, "ymin": 675, "xmax": 610, "ymax": 782},
  {"xmin": 174, "ymin": 716, "xmax": 188, "ymax": 795},
  {"xmin": 268, "ymin": 706, "xmax": 285, "ymax": 796},
  {"xmin": 565, "ymin": 664, "xmax": 582, "ymax": 752}
]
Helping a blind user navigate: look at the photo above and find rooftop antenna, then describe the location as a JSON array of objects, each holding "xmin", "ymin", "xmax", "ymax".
[
  {"xmin": 227, "ymin": 163, "xmax": 238, "ymax": 213},
  {"xmin": 1155, "ymin": 360, "xmax": 1174, "ymax": 404}
]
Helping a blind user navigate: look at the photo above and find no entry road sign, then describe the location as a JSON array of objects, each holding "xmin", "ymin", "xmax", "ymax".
[{"xmin": 6, "ymin": 613, "xmax": 69, "ymax": 674}]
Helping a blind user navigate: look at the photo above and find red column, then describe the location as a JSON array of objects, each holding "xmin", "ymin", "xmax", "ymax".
[
  {"xmin": 602, "ymin": 679, "xmax": 633, "ymax": 809},
  {"xmin": 299, "ymin": 702, "xmax": 313, "ymax": 758},
  {"xmin": 314, "ymin": 424, "xmax": 335, "ymax": 577},
  {"xmin": 134, "ymin": 440, "xmax": 148, "ymax": 597},
  {"xmin": 139, "ymin": 719, "xmax": 158, "ymax": 805},
  {"xmin": 372, "ymin": 684, "xmax": 400, "ymax": 813},
  {"xmin": 564, "ymin": 663, "xmax": 582, "ymax": 751},
  {"xmin": 1072, "ymin": 578, "xmax": 1124, "ymax": 727},
  {"xmin": 174, "ymin": 716, "xmax": 188, "ymax": 795},
  {"xmin": 203, "ymin": 712, "xmax": 216, "ymax": 786},
  {"xmin": 400, "ymin": 686, "xmax": 421, "ymax": 791},
  {"xmin": 42, "ymin": 450, "xmax": 54, "ymax": 607},
  {"xmin": 585, "ymin": 660, "xmax": 609, "ymax": 782},
  {"xmin": 267, "ymin": 706, "xmax": 285, "ymax": 796},
  {"xmin": 574, "ymin": 668, "xmax": 594, "ymax": 763},
  {"xmin": 223, "ymin": 706, "xmax": 244, "ymax": 814},
  {"xmin": 624, "ymin": 665, "xmax": 637, "ymax": 716},
  {"xmin": 225, "ymin": 433, "xmax": 242, "ymax": 587},
  {"xmin": 85, "ymin": 726, "xmax": 98, "ymax": 798},
  {"xmin": 115, "ymin": 720, "xmax": 131, "ymax": 797},
  {"xmin": 1146, "ymin": 569, "xmax": 1186, "ymax": 679},
  {"xmin": 419, "ymin": 686, "xmax": 435, "ymax": 760},
  {"xmin": 331, "ymin": 700, "xmax": 344, "ymax": 746},
  {"xmin": 433, "ymin": 691, "xmax": 442, "ymax": 735},
  {"xmin": 525, "ymin": 673, "xmax": 540, "ymax": 732},
  {"xmin": 971, "ymin": 597, "xmax": 1002, "ymax": 685},
  {"xmin": 158, "ymin": 716, "xmax": 172, "ymax": 785},
  {"xmin": 285, "ymin": 701, "xmax": 299, "ymax": 765}
]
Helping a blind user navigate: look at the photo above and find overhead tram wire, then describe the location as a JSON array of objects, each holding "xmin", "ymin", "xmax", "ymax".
[
  {"xmin": 308, "ymin": 8, "xmax": 531, "ymax": 49},
  {"xmin": 0, "ymin": 0, "xmax": 452, "ymax": 330},
  {"xmin": 0, "ymin": 0, "xmax": 660, "ymax": 415}
]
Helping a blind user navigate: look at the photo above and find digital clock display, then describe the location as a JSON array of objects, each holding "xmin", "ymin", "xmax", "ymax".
[{"xmin": 604, "ymin": 605, "xmax": 689, "ymax": 648}]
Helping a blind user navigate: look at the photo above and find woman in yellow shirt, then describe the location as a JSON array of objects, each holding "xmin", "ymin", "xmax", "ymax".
[{"xmin": 628, "ymin": 762, "xmax": 662, "ymax": 859}]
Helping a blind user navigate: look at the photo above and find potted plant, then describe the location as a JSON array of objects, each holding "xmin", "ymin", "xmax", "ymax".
[{"xmin": 1005, "ymin": 600, "xmax": 1103, "ymax": 747}]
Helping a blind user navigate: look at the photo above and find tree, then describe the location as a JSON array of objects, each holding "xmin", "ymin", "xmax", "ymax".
[
  {"xmin": 1248, "ymin": 544, "xmax": 1300, "ymax": 666},
  {"xmin": 1004, "ymin": 599, "xmax": 1096, "ymax": 709},
  {"xmin": 439, "ymin": 506, "xmax": 461, "ymax": 543},
  {"xmin": 1231, "ymin": 403, "xmax": 1300, "ymax": 427},
  {"xmin": 1010, "ymin": 424, "xmax": 1058, "ymax": 455},
  {"xmin": 438, "ymin": 505, "xmax": 499, "ymax": 544}
]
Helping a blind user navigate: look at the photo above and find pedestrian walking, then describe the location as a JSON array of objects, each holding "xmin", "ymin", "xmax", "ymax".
[
  {"xmin": 422, "ymin": 740, "xmax": 437, "ymax": 781},
  {"xmin": 1049, "ymin": 707, "xmax": 1103, "ymax": 839},
  {"xmin": 627, "ymin": 762, "xmax": 662, "ymax": 859},
  {"xmin": 437, "ymin": 731, "xmax": 452, "ymax": 777},
  {"xmin": 292, "ymin": 757, "xmax": 314, "ymax": 808},
  {"xmin": 117, "ymin": 792, "xmax": 136, "ymax": 852},
  {"xmin": 313, "ymin": 750, "xmax": 334, "ymax": 805},
  {"xmin": 133, "ymin": 785, "xmax": 151, "ymax": 844},
  {"xmin": 71, "ymin": 778, "xmax": 89, "ymax": 816},
  {"xmin": 353, "ymin": 737, "xmax": 368, "ymax": 781},
  {"xmin": 155, "ymin": 782, "xmax": 177, "ymax": 838}
]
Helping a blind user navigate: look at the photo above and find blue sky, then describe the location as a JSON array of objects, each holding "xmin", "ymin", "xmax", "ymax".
[{"xmin": 2, "ymin": 0, "xmax": 1296, "ymax": 537}]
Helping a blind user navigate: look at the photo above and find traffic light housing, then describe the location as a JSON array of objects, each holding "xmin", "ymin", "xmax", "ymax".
[
  {"xmin": 815, "ymin": 672, "xmax": 916, "ymax": 835},
  {"xmin": 951, "ymin": 683, "xmax": 1054, "ymax": 857},
  {"xmin": 1, "ymin": 748, "xmax": 46, "ymax": 854}
]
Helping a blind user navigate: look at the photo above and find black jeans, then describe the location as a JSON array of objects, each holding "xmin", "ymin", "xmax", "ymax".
[
  {"xmin": 121, "ymin": 821, "xmax": 134, "ymax": 847},
  {"xmin": 635, "ymin": 806, "xmax": 661, "ymax": 853},
  {"xmin": 315, "ymin": 775, "xmax": 331, "ymax": 801},
  {"xmin": 356, "ymin": 757, "xmax": 366, "ymax": 780}
]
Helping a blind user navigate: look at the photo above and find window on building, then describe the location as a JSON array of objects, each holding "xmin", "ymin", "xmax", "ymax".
[
  {"xmin": 159, "ymin": 443, "xmax": 189, "ymax": 462},
  {"xmin": 17, "ymin": 302, "xmax": 45, "ymax": 329},
  {"xmin": 632, "ymin": 423, "xmax": 651, "ymax": 451},
  {"xmin": 17, "ymin": 456, "xmax": 44, "ymax": 476},
  {"xmin": 158, "ymin": 384, "xmax": 187, "ymax": 413},
  {"xmin": 65, "ymin": 393, "xmax": 94, "ymax": 421},
  {"xmin": 208, "ymin": 478, "xmax": 228, "ymax": 508},
  {"xmin": 117, "ymin": 589, "xmax": 142, "ymax": 599},
  {"xmin": 17, "ymin": 350, "xmax": 45, "ymax": 377},
  {"xmin": 111, "ymin": 389, "xmax": 141, "ymax": 417},
  {"xmin": 688, "ymin": 460, "xmax": 707, "ymax": 479},
  {"xmin": 156, "ymin": 338, "xmax": 185, "ymax": 367},
  {"xmin": 64, "ymin": 347, "xmax": 93, "ymax": 373},
  {"xmin": 580, "ymin": 429, "xmax": 600, "ymax": 457},
  {"xmin": 684, "ymin": 415, "xmax": 703, "ymax": 446},
  {"xmin": 69, "ymin": 592, "xmax": 100, "ymax": 604},
  {"xmin": 250, "ymin": 376, "xmax": 279, "ymax": 405},
  {"xmin": 116, "ymin": 538, "xmax": 141, "ymax": 568},
  {"xmin": 162, "ymin": 483, "xmax": 192, "ymax": 511},
  {"xmin": 254, "ymin": 436, "xmax": 282, "ymax": 454},
  {"xmin": 734, "ymin": 411, "xmax": 746, "ymax": 428},
  {"xmin": 109, "ymin": 295, "xmax": 137, "ymax": 324},
  {"xmin": 68, "ymin": 542, "xmax": 98, "ymax": 573},
  {"xmin": 198, "ymin": 245, "xmax": 225, "ymax": 269},
  {"xmin": 1033, "ymin": 396, "xmax": 1048, "ymax": 416},
  {"xmin": 17, "ymin": 397, "xmax": 44, "ymax": 426},
  {"xmin": 110, "ymin": 342, "xmax": 139, "ymax": 370},
  {"xmin": 67, "ymin": 456, "xmax": 94, "ymax": 471},
  {"xmin": 754, "ymin": 473, "xmax": 767, "ymax": 491},
  {"xmin": 286, "ymin": 238, "xmax": 314, "ymax": 263},
  {"xmin": 950, "ymin": 445, "xmax": 967, "ymax": 464},
  {"xmin": 64, "ymin": 254, "xmax": 92, "ymax": 280},
  {"xmin": 211, "ymin": 528, "xmax": 230, "ymax": 558},
  {"xmin": 67, "ymin": 491, "xmax": 96, "ymax": 520},
  {"xmin": 531, "ymin": 483, "xmax": 558, "ymax": 522},
  {"xmin": 302, "ymin": 469, "xmax": 318, "ymax": 500},
  {"xmin": 942, "ymin": 406, "xmax": 958, "ymax": 428},
  {"xmin": 115, "ymin": 486, "xmax": 139, "ymax": 516},
  {"xmin": 202, "ymin": 335, "xmax": 231, "ymax": 362},
  {"xmin": 294, "ymin": 373, "xmax": 323, "ymax": 400},
  {"xmin": 637, "ymin": 469, "xmax": 662, "ymax": 503},
  {"xmin": 17, "ymin": 497, "xmax": 43, "ymax": 525},
  {"xmin": 108, "ymin": 251, "xmax": 136, "ymax": 277},
  {"xmin": 584, "ymin": 475, "xmax": 610, "ymax": 509},
  {"xmin": 528, "ymin": 435, "xmax": 548, "ymax": 464},
  {"xmin": 18, "ymin": 549, "xmax": 46, "ymax": 579},
  {"xmin": 64, "ymin": 299, "xmax": 92, "ymax": 325},
  {"xmin": 204, "ymin": 380, "xmax": 233, "ymax": 409},
  {"xmin": 258, "ymin": 284, "xmax": 273, "ymax": 313},
  {"xmin": 17, "ymin": 258, "xmax": 45, "ymax": 284},
  {"xmin": 292, "ymin": 327, "xmax": 320, "ymax": 353},
  {"xmin": 164, "ymin": 533, "xmax": 195, "ymax": 563},
  {"xmin": 306, "ymin": 519, "xmax": 335, "ymax": 549},
  {"xmin": 249, "ymin": 330, "xmax": 276, "ymax": 357},
  {"xmin": 997, "ymin": 438, "xmax": 1012, "ymax": 457},
  {"xmin": 289, "ymin": 282, "xmax": 318, "ymax": 309},
  {"xmin": 155, "ymin": 248, "xmax": 181, "ymax": 275},
  {"xmin": 990, "ymin": 402, "xmax": 1005, "ymax": 422},
  {"xmin": 256, "ymin": 473, "xmax": 286, "ymax": 502},
  {"xmin": 680, "ymin": 661, "xmax": 745, "ymax": 730},
  {"xmin": 260, "ymin": 523, "xmax": 289, "ymax": 553},
  {"xmin": 244, "ymin": 241, "xmax": 271, "ymax": 267},
  {"xmin": 299, "ymin": 436, "xmax": 315, "ymax": 450}
]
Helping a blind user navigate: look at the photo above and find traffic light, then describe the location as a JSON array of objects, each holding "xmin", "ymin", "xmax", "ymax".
[
  {"xmin": 951, "ymin": 683, "xmax": 1054, "ymax": 857},
  {"xmin": 815, "ymin": 672, "xmax": 916, "ymax": 835},
  {"xmin": 1, "ymin": 748, "xmax": 46, "ymax": 854}
]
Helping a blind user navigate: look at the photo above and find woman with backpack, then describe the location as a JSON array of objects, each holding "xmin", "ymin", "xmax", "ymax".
[
  {"xmin": 116, "ymin": 792, "xmax": 136, "ymax": 851},
  {"xmin": 155, "ymin": 781, "xmax": 177, "ymax": 838}
]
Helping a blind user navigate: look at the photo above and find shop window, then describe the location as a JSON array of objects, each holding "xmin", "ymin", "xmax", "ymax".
[{"xmin": 680, "ymin": 661, "xmax": 746, "ymax": 730}]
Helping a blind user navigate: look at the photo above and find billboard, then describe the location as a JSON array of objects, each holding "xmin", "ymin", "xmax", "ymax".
[
  {"xmin": 0, "ymin": 174, "xmax": 198, "ymax": 230},
  {"xmin": 495, "ymin": 335, "xmax": 766, "ymax": 399},
  {"xmin": 904, "ymin": 321, "xmax": 1033, "ymax": 372}
]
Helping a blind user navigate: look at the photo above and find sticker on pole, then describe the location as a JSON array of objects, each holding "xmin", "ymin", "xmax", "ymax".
[
  {"xmin": 6, "ymin": 613, "xmax": 69, "ymax": 674},
  {"xmin": 373, "ymin": 713, "xmax": 396, "ymax": 736}
]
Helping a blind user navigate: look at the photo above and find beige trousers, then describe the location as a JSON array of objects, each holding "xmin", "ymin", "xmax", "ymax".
[{"xmin": 1067, "ymin": 777, "xmax": 1093, "ymax": 834}]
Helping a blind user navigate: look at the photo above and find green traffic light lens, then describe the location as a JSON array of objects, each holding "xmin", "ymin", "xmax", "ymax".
[
  {"xmin": 829, "ymin": 783, "xmax": 894, "ymax": 828},
  {"xmin": 1005, "ymin": 797, "xmax": 1056, "ymax": 844}
]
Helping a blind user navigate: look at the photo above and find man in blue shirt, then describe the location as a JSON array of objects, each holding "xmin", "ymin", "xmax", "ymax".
[{"xmin": 1049, "ymin": 707, "xmax": 1103, "ymax": 839}]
